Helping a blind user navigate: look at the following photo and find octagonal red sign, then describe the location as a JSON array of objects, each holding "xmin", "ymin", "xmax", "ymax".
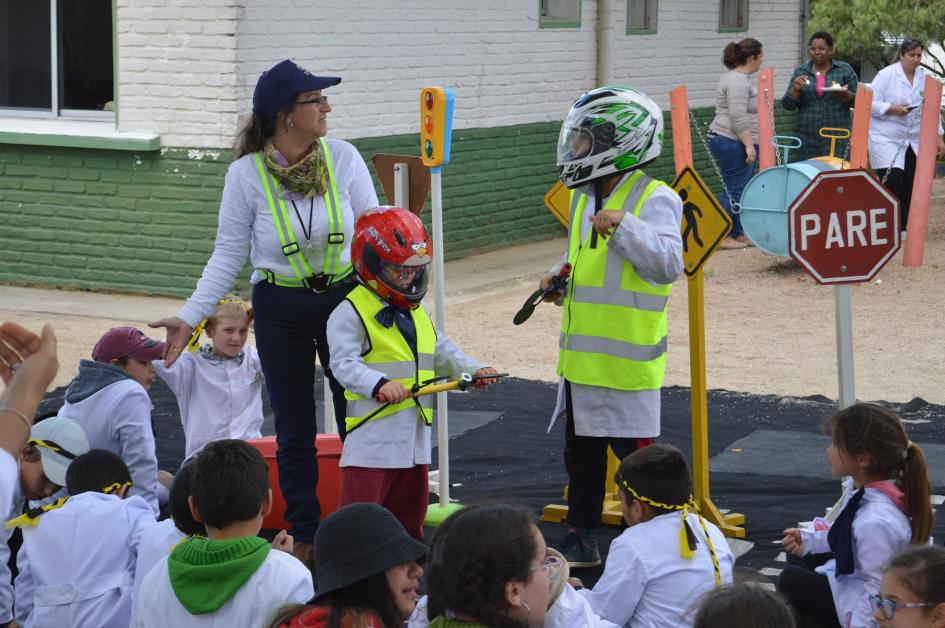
[{"xmin": 789, "ymin": 169, "xmax": 900, "ymax": 284}]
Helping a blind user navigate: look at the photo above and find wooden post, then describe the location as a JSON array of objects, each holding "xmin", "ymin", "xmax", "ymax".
[
  {"xmin": 848, "ymin": 84, "xmax": 873, "ymax": 169},
  {"xmin": 903, "ymin": 76, "xmax": 943, "ymax": 267},
  {"xmin": 757, "ymin": 68, "xmax": 775, "ymax": 170}
]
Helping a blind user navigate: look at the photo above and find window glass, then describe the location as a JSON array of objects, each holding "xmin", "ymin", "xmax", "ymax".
[
  {"xmin": 59, "ymin": 0, "xmax": 113, "ymax": 111},
  {"xmin": 0, "ymin": 0, "xmax": 52, "ymax": 110}
]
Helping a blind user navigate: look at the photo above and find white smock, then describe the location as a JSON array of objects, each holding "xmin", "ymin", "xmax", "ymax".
[
  {"xmin": 154, "ymin": 345, "xmax": 265, "ymax": 457},
  {"xmin": 548, "ymin": 174, "xmax": 683, "ymax": 438},
  {"xmin": 577, "ymin": 512, "xmax": 734, "ymax": 627},
  {"xmin": 798, "ymin": 478, "xmax": 912, "ymax": 628},
  {"xmin": 14, "ymin": 492, "xmax": 155, "ymax": 628}
]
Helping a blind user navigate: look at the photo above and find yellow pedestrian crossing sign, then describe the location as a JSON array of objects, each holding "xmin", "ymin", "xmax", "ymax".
[{"xmin": 672, "ymin": 166, "xmax": 732, "ymax": 277}]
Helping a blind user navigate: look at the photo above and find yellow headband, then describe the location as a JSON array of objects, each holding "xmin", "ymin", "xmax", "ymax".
[
  {"xmin": 619, "ymin": 476, "xmax": 722, "ymax": 587},
  {"xmin": 102, "ymin": 481, "xmax": 133, "ymax": 494}
]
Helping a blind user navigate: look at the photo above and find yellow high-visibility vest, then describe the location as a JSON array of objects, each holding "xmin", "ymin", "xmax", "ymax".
[
  {"xmin": 343, "ymin": 284, "xmax": 437, "ymax": 432},
  {"xmin": 557, "ymin": 171, "xmax": 673, "ymax": 390}
]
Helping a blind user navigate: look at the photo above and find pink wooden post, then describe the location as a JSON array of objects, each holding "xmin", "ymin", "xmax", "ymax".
[
  {"xmin": 757, "ymin": 68, "xmax": 775, "ymax": 170},
  {"xmin": 903, "ymin": 76, "xmax": 943, "ymax": 267}
]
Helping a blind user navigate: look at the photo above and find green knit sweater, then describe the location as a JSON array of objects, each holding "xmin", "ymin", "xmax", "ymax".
[{"xmin": 168, "ymin": 535, "xmax": 271, "ymax": 614}]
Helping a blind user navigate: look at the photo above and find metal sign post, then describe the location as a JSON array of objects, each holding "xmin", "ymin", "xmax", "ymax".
[{"xmin": 788, "ymin": 168, "xmax": 900, "ymax": 409}]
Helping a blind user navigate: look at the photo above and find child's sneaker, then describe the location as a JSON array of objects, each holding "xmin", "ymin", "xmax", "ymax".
[{"xmin": 557, "ymin": 527, "xmax": 601, "ymax": 568}]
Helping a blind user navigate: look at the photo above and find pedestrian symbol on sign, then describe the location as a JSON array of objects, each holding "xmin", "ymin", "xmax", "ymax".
[{"xmin": 671, "ymin": 166, "xmax": 733, "ymax": 277}]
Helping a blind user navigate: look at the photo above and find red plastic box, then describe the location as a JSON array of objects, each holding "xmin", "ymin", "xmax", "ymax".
[{"xmin": 247, "ymin": 434, "xmax": 343, "ymax": 531}]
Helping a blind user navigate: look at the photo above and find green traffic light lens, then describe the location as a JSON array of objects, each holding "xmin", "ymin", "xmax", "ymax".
[{"xmin": 425, "ymin": 140, "xmax": 433, "ymax": 157}]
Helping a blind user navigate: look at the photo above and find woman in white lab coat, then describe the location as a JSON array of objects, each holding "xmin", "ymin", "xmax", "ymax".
[{"xmin": 868, "ymin": 38, "xmax": 945, "ymax": 233}]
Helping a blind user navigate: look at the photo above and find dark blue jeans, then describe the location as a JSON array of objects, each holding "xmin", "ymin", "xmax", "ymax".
[
  {"xmin": 708, "ymin": 133, "xmax": 758, "ymax": 238},
  {"xmin": 252, "ymin": 279, "xmax": 354, "ymax": 543}
]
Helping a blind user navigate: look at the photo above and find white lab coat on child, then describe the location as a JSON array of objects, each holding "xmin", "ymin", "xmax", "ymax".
[
  {"xmin": 14, "ymin": 492, "xmax": 155, "ymax": 628},
  {"xmin": 135, "ymin": 548, "xmax": 313, "ymax": 627},
  {"xmin": 578, "ymin": 512, "xmax": 734, "ymax": 628},
  {"xmin": 153, "ymin": 346, "xmax": 265, "ymax": 457},
  {"xmin": 59, "ymin": 365, "xmax": 161, "ymax": 515},
  {"xmin": 130, "ymin": 518, "xmax": 187, "ymax": 625},
  {"xmin": 798, "ymin": 477, "xmax": 912, "ymax": 628}
]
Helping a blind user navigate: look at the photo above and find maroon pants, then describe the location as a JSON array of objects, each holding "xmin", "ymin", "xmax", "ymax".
[{"xmin": 340, "ymin": 464, "xmax": 429, "ymax": 539}]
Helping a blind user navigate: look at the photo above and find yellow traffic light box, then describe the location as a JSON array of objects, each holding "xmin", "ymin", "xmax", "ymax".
[{"xmin": 419, "ymin": 87, "xmax": 455, "ymax": 169}]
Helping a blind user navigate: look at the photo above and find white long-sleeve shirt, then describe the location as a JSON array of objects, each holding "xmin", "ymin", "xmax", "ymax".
[
  {"xmin": 798, "ymin": 478, "xmax": 912, "ymax": 628},
  {"xmin": 578, "ymin": 512, "xmax": 734, "ymax": 628},
  {"xmin": 177, "ymin": 140, "xmax": 379, "ymax": 328},
  {"xmin": 0, "ymin": 465, "xmax": 23, "ymax": 623},
  {"xmin": 549, "ymin": 174, "xmax": 684, "ymax": 438},
  {"xmin": 153, "ymin": 346, "xmax": 264, "ymax": 457},
  {"xmin": 14, "ymin": 492, "xmax": 155, "ymax": 628},
  {"xmin": 868, "ymin": 62, "xmax": 944, "ymax": 170},
  {"xmin": 327, "ymin": 294, "xmax": 481, "ymax": 468},
  {"xmin": 130, "ymin": 518, "xmax": 186, "ymax": 626}
]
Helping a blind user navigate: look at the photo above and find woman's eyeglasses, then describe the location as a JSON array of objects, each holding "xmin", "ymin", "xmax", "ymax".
[
  {"xmin": 530, "ymin": 554, "xmax": 565, "ymax": 574},
  {"xmin": 868, "ymin": 594, "xmax": 934, "ymax": 619},
  {"xmin": 295, "ymin": 95, "xmax": 329, "ymax": 106}
]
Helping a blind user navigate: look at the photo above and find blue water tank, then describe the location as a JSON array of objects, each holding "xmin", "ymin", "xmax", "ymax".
[{"xmin": 739, "ymin": 157, "xmax": 844, "ymax": 256}]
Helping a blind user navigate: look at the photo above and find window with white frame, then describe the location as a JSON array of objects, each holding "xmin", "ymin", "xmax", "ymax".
[
  {"xmin": 0, "ymin": 0, "xmax": 114, "ymax": 118},
  {"xmin": 540, "ymin": 0, "xmax": 581, "ymax": 28},
  {"xmin": 719, "ymin": 0, "xmax": 748, "ymax": 31},
  {"xmin": 627, "ymin": 0, "xmax": 657, "ymax": 34}
]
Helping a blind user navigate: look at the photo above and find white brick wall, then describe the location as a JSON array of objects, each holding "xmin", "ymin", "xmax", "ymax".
[
  {"xmin": 116, "ymin": 0, "xmax": 241, "ymax": 148},
  {"xmin": 119, "ymin": 0, "xmax": 803, "ymax": 148}
]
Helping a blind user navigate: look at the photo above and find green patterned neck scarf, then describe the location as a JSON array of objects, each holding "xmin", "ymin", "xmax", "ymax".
[{"xmin": 263, "ymin": 141, "xmax": 328, "ymax": 198}]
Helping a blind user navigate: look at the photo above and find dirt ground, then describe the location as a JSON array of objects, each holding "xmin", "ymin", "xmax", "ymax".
[
  {"xmin": 446, "ymin": 178, "xmax": 945, "ymax": 406},
  {"xmin": 3, "ymin": 179, "xmax": 944, "ymax": 405}
]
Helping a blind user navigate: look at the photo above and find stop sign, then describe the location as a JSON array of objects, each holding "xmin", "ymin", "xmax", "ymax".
[{"xmin": 789, "ymin": 169, "xmax": 900, "ymax": 284}]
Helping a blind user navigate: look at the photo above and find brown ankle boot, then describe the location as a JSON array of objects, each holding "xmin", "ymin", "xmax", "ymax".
[{"xmin": 292, "ymin": 540, "xmax": 315, "ymax": 571}]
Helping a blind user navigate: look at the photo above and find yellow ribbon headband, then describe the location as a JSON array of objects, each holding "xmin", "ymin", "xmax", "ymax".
[
  {"xmin": 29, "ymin": 438, "xmax": 80, "ymax": 460},
  {"xmin": 618, "ymin": 476, "xmax": 722, "ymax": 588}
]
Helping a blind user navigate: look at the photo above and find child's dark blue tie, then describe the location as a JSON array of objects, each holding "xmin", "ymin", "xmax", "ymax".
[{"xmin": 827, "ymin": 488, "xmax": 865, "ymax": 575}]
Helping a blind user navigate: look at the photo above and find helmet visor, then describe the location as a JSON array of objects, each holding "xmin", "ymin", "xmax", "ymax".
[
  {"xmin": 380, "ymin": 262, "xmax": 430, "ymax": 303},
  {"xmin": 557, "ymin": 125, "xmax": 595, "ymax": 164}
]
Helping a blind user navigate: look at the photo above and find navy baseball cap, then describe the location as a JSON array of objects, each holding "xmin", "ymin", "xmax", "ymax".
[{"xmin": 252, "ymin": 59, "xmax": 341, "ymax": 121}]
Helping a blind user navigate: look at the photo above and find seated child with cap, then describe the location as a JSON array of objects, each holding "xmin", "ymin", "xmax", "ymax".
[
  {"xmin": 267, "ymin": 502, "xmax": 427, "ymax": 627},
  {"xmin": 58, "ymin": 326, "xmax": 166, "ymax": 515},
  {"xmin": 575, "ymin": 444, "xmax": 734, "ymax": 627},
  {"xmin": 327, "ymin": 206, "xmax": 499, "ymax": 539},
  {"xmin": 0, "ymin": 415, "xmax": 90, "ymax": 627},
  {"xmin": 12, "ymin": 449, "xmax": 155, "ymax": 628},
  {"xmin": 154, "ymin": 297, "xmax": 265, "ymax": 458},
  {"xmin": 135, "ymin": 439, "xmax": 312, "ymax": 627}
]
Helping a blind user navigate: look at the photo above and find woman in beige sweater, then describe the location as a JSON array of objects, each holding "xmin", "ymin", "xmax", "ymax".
[{"xmin": 707, "ymin": 38, "xmax": 764, "ymax": 249}]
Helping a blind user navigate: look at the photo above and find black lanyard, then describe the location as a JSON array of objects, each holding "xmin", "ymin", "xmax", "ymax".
[{"xmin": 290, "ymin": 198, "xmax": 314, "ymax": 242}]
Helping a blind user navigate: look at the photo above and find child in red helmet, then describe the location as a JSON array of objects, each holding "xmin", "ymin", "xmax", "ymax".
[{"xmin": 326, "ymin": 206, "xmax": 499, "ymax": 538}]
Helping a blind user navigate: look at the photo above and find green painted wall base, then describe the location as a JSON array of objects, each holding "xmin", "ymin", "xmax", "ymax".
[{"xmin": 0, "ymin": 106, "xmax": 795, "ymax": 297}]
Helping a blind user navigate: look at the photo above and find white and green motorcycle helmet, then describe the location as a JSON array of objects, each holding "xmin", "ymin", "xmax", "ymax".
[{"xmin": 556, "ymin": 85, "xmax": 663, "ymax": 189}]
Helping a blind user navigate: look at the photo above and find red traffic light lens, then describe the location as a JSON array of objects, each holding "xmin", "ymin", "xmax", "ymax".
[
  {"xmin": 424, "ymin": 115, "xmax": 434, "ymax": 134},
  {"xmin": 424, "ymin": 92, "xmax": 434, "ymax": 110},
  {"xmin": 425, "ymin": 140, "xmax": 433, "ymax": 158}
]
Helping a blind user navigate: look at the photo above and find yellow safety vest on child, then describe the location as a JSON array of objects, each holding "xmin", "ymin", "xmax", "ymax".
[
  {"xmin": 343, "ymin": 285, "xmax": 437, "ymax": 433},
  {"xmin": 558, "ymin": 171, "xmax": 673, "ymax": 390}
]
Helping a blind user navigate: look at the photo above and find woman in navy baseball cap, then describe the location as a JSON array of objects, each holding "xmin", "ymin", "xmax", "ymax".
[{"xmin": 149, "ymin": 58, "xmax": 380, "ymax": 569}]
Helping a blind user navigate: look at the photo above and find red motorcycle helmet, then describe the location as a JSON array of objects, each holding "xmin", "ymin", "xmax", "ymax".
[{"xmin": 351, "ymin": 206, "xmax": 432, "ymax": 310}]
